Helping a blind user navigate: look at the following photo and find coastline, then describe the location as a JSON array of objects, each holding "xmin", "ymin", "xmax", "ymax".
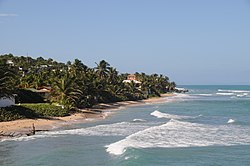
[{"xmin": 0, "ymin": 93, "xmax": 175, "ymax": 139}]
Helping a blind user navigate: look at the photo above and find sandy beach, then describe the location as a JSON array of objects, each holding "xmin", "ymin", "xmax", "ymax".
[{"xmin": 0, "ymin": 93, "xmax": 175, "ymax": 138}]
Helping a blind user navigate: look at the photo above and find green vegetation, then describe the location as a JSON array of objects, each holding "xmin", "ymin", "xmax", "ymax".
[
  {"xmin": 0, "ymin": 106, "xmax": 33, "ymax": 122},
  {"xmin": 0, "ymin": 65, "xmax": 16, "ymax": 98},
  {"xmin": 15, "ymin": 89, "xmax": 45, "ymax": 103},
  {"xmin": 0, "ymin": 53, "xmax": 178, "ymax": 121},
  {"xmin": 0, "ymin": 104, "xmax": 70, "ymax": 122},
  {"xmin": 20, "ymin": 104, "xmax": 70, "ymax": 117}
]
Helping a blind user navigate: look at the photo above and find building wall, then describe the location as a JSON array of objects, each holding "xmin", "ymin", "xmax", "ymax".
[
  {"xmin": 127, "ymin": 74, "xmax": 136, "ymax": 80},
  {"xmin": 0, "ymin": 97, "xmax": 15, "ymax": 107}
]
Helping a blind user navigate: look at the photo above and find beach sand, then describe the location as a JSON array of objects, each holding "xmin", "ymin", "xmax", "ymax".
[{"xmin": 0, "ymin": 93, "xmax": 175, "ymax": 138}]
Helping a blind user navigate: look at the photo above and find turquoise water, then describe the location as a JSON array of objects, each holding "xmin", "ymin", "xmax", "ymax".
[{"xmin": 1, "ymin": 85, "xmax": 250, "ymax": 166}]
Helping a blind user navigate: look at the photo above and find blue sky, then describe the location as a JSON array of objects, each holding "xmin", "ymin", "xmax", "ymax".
[{"xmin": 0, "ymin": 0, "xmax": 250, "ymax": 85}]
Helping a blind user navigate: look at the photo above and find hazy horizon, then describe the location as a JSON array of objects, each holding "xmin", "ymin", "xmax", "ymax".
[{"xmin": 1, "ymin": 0, "xmax": 250, "ymax": 85}]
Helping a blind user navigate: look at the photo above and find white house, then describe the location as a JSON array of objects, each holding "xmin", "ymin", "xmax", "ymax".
[
  {"xmin": 0, "ymin": 97, "xmax": 15, "ymax": 107},
  {"xmin": 122, "ymin": 74, "xmax": 142, "ymax": 84},
  {"xmin": 6, "ymin": 60, "xmax": 14, "ymax": 66}
]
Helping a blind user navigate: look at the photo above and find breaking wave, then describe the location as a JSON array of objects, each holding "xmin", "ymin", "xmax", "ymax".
[
  {"xmin": 236, "ymin": 93, "xmax": 248, "ymax": 97},
  {"xmin": 106, "ymin": 120, "xmax": 250, "ymax": 155},
  {"xmin": 45, "ymin": 121, "xmax": 151, "ymax": 137},
  {"xmin": 132, "ymin": 119, "xmax": 146, "ymax": 122},
  {"xmin": 150, "ymin": 110, "xmax": 193, "ymax": 120},
  {"xmin": 216, "ymin": 93, "xmax": 235, "ymax": 96},
  {"xmin": 218, "ymin": 89, "xmax": 250, "ymax": 93},
  {"xmin": 172, "ymin": 93, "xmax": 195, "ymax": 99},
  {"xmin": 195, "ymin": 94, "xmax": 213, "ymax": 96},
  {"xmin": 227, "ymin": 119, "xmax": 235, "ymax": 124},
  {"xmin": 216, "ymin": 90, "xmax": 249, "ymax": 98},
  {"xmin": 1, "ymin": 121, "xmax": 154, "ymax": 142}
]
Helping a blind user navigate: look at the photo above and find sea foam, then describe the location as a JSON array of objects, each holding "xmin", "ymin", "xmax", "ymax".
[
  {"xmin": 150, "ymin": 110, "xmax": 191, "ymax": 120},
  {"xmin": 216, "ymin": 93, "xmax": 235, "ymax": 96},
  {"xmin": 46, "ymin": 121, "xmax": 151, "ymax": 137},
  {"xmin": 218, "ymin": 89, "xmax": 250, "ymax": 93},
  {"xmin": 0, "ymin": 134, "xmax": 58, "ymax": 142},
  {"xmin": 236, "ymin": 93, "xmax": 248, "ymax": 97},
  {"xmin": 227, "ymin": 119, "xmax": 235, "ymax": 124},
  {"xmin": 132, "ymin": 119, "xmax": 146, "ymax": 122},
  {"xmin": 2, "ymin": 121, "xmax": 155, "ymax": 143},
  {"xmin": 195, "ymin": 94, "xmax": 213, "ymax": 96},
  {"xmin": 106, "ymin": 120, "xmax": 250, "ymax": 155}
]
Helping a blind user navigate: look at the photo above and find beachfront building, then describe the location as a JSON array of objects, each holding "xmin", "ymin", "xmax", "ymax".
[
  {"xmin": 6, "ymin": 60, "xmax": 14, "ymax": 66},
  {"xmin": 127, "ymin": 74, "xmax": 136, "ymax": 81},
  {"xmin": 37, "ymin": 86, "xmax": 52, "ymax": 99},
  {"xmin": 0, "ymin": 97, "xmax": 15, "ymax": 107},
  {"xmin": 26, "ymin": 86, "xmax": 52, "ymax": 100},
  {"xmin": 123, "ymin": 74, "xmax": 142, "ymax": 84},
  {"xmin": 123, "ymin": 74, "xmax": 150, "ymax": 98}
]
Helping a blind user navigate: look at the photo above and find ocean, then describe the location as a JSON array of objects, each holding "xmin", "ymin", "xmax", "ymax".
[{"xmin": 1, "ymin": 85, "xmax": 250, "ymax": 166}]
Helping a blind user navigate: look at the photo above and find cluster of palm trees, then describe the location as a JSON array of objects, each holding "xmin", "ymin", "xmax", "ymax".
[
  {"xmin": 0, "ymin": 54, "xmax": 177, "ymax": 109},
  {"xmin": 0, "ymin": 65, "xmax": 16, "ymax": 98}
]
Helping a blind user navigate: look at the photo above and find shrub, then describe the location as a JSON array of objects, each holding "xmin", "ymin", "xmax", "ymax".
[
  {"xmin": 0, "ymin": 106, "xmax": 39, "ymax": 122},
  {"xmin": 20, "ymin": 104, "xmax": 70, "ymax": 117},
  {"xmin": 0, "ymin": 104, "xmax": 70, "ymax": 122}
]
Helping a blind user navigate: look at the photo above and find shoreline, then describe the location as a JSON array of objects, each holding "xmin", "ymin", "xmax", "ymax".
[{"xmin": 0, "ymin": 93, "xmax": 175, "ymax": 139}]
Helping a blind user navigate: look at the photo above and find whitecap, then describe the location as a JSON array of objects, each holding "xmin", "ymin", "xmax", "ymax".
[
  {"xmin": 195, "ymin": 94, "xmax": 213, "ymax": 96},
  {"xmin": 124, "ymin": 156, "xmax": 130, "ymax": 160},
  {"xmin": 172, "ymin": 93, "xmax": 193, "ymax": 98},
  {"xmin": 132, "ymin": 119, "xmax": 146, "ymax": 122},
  {"xmin": 227, "ymin": 119, "xmax": 235, "ymax": 124},
  {"xmin": 236, "ymin": 93, "xmax": 248, "ymax": 97},
  {"xmin": 150, "ymin": 110, "xmax": 190, "ymax": 120},
  {"xmin": 164, "ymin": 93, "xmax": 199, "ymax": 103},
  {"xmin": 218, "ymin": 89, "xmax": 250, "ymax": 93},
  {"xmin": 216, "ymin": 93, "xmax": 235, "ymax": 96}
]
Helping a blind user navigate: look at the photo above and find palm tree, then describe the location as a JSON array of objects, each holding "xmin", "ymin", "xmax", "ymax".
[
  {"xmin": 71, "ymin": 69, "xmax": 98, "ymax": 108},
  {"xmin": 70, "ymin": 59, "xmax": 88, "ymax": 77},
  {"xmin": 0, "ymin": 65, "xmax": 16, "ymax": 98},
  {"xmin": 32, "ymin": 73, "xmax": 44, "ymax": 89},
  {"xmin": 124, "ymin": 81, "xmax": 144, "ymax": 100},
  {"xmin": 155, "ymin": 74, "xmax": 169, "ymax": 93},
  {"xmin": 107, "ymin": 67, "xmax": 118, "ymax": 84},
  {"xmin": 52, "ymin": 73, "xmax": 77, "ymax": 108},
  {"xmin": 167, "ymin": 81, "xmax": 176, "ymax": 92},
  {"xmin": 95, "ymin": 60, "xmax": 110, "ymax": 79}
]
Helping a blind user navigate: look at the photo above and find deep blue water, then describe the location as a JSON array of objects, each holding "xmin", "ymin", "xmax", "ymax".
[{"xmin": 1, "ymin": 85, "xmax": 250, "ymax": 166}]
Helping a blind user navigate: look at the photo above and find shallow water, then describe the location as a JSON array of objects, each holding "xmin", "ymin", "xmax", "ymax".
[{"xmin": 1, "ymin": 85, "xmax": 250, "ymax": 166}]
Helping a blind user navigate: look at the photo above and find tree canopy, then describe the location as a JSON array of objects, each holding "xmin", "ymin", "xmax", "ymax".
[{"xmin": 0, "ymin": 54, "xmax": 177, "ymax": 108}]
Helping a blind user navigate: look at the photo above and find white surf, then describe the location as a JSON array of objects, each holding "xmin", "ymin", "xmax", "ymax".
[
  {"xmin": 150, "ymin": 110, "xmax": 191, "ymax": 120},
  {"xmin": 227, "ymin": 119, "xmax": 235, "ymax": 124},
  {"xmin": 106, "ymin": 120, "xmax": 250, "ymax": 155}
]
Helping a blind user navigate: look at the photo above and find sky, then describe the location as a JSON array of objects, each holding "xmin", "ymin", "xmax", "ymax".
[{"xmin": 0, "ymin": 0, "xmax": 250, "ymax": 85}]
